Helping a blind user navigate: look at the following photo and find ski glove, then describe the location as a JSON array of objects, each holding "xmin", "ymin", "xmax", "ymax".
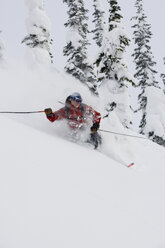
[
  {"xmin": 44, "ymin": 108, "xmax": 53, "ymax": 117},
  {"xmin": 90, "ymin": 122, "xmax": 100, "ymax": 133}
]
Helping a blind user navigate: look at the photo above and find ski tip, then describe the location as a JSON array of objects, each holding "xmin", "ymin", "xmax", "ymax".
[{"xmin": 127, "ymin": 162, "xmax": 134, "ymax": 168}]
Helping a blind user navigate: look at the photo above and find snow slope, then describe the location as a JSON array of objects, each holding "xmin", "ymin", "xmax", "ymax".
[
  {"xmin": 0, "ymin": 61, "xmax": 165, "ymax": 248},
  {"xmin": 0, "ymin": 113, "xmax": 165, "ymax": 248}
]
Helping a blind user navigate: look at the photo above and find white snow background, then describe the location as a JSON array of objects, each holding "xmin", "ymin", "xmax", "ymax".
[{"xmin": 0, "ymin": 60, "xmax": 165, "ymax": 248}]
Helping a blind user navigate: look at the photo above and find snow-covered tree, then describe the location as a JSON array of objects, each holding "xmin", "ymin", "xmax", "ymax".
[
  {"xmin": 92, "ymin": 0, "xmax": 106, "ymax": 86},
  {"xmin": 63, "ymin": 0, "xmax": 97, "ymax": 94},
  {"xmin": 160, "ymin": 57, "xmax": 165, "ymax": 94},
  {"xmin": 108, "ymin": 0, "xmax": 122, "ymax": 31},
  {"xmin": 96, "ymin": 0, "xmax": 134, "ymax": 85},
  {"xmin": 96, "ymin": 0, "xmax": 135, "ymax": 128},
  {"xmin": 131, "ymin": 0, "xmax": 160, "ymax": 136},
  {"xmin": 92, "ymin": 0, "xmax": 106, "ymax": 47},
  {"xmin": 143, "ymin": 86, "xmax": 165, "ymax": 147},
  {"xmin": 22, "ymin": 0, "xmax": 53, "ymax": 64}
]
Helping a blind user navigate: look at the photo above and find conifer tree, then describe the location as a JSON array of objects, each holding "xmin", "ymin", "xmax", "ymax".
[
  {"xmin": 160, "ymin": 57, "xmax": 165, "ymax": 94},
  {"xmin": 96, "ymin": 0, "xmax": 134, "ymax": 85},
  {"xmin": 92, "ymin": 0, "xmax": 106, "ymax": 87},
  {"xmin": 96, "ymin": 0, "xmax": 134, "ymax": 127},
  {"xmin": 92, "ymin": 0, "xmax": 106, "ymax": 47},
  {"xmin": 63, "ymin": 0, "xmax": 97, "ymax": 94},
  {"xmin": 22, "ymin": 0, "xmax": 53, "ymax": 64},
  {"xmin": 131, "ymin": 0, "xmax": 160, "ymax": 135},
  {"xmin": 108, "ymin": 0, "xmax": 122, "ymax": 31}
]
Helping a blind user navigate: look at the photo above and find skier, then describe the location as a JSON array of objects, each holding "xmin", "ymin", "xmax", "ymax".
[{"xmin": 44, "ymin": 92, "xmax": 102, "ymax": 148}]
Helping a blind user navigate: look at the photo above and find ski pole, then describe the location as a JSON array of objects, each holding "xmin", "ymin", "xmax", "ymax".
[
  {"xmin": 57, "ymin": 100, "xmax": 147, "ymax": 140},
  {"xmin": 99, "ymin": 129, "xmax": 148, "ymax": 140},
  {"xmin": 0, "ymin": 110, "xmax": 45, "ymax": 114}
]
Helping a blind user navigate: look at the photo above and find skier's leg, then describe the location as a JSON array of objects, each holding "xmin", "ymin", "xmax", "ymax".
[{"xmin": 90, "ymin": 132, "xmax": 102, "ymax": 149}]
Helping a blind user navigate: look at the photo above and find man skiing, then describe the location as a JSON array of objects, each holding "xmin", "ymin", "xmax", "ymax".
[{"xmin": 44, "ymin": 92, "xmax": 102, "ymax": 148}]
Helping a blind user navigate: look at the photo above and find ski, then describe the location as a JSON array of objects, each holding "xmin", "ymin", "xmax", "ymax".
[{"xmin": 127, "ymin": 162, "xmax": 134, "ymax": 168}]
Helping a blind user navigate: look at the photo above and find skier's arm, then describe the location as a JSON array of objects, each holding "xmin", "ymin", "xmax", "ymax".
[
  {"xmin": 45, "ymin": 107, "xmax": 66, "ymax": 122},
  {"xmin": 93, "ymin": 110, "xmax": 101, "ymax": 124},
  {"xmin": 88, "ymin": 106, "xmax": 101, "ymax": 132},
  {"xmin": 84, "ymin": 105, "xmax": 101, "ymax": 132},
  {"xmin": 85, "ymin": 105, "xmax": 101, "ymax": 124}
]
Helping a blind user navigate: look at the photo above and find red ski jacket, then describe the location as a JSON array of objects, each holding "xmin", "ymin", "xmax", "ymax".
[{"xmin": 47, "ymin": 103, "xmax": 101, "ymax": 129}]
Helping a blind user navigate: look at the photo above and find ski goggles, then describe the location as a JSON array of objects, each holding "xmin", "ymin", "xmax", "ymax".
[{"xmin": 70, "ymin": 96, "xmax": 82, "ymax": 103}]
